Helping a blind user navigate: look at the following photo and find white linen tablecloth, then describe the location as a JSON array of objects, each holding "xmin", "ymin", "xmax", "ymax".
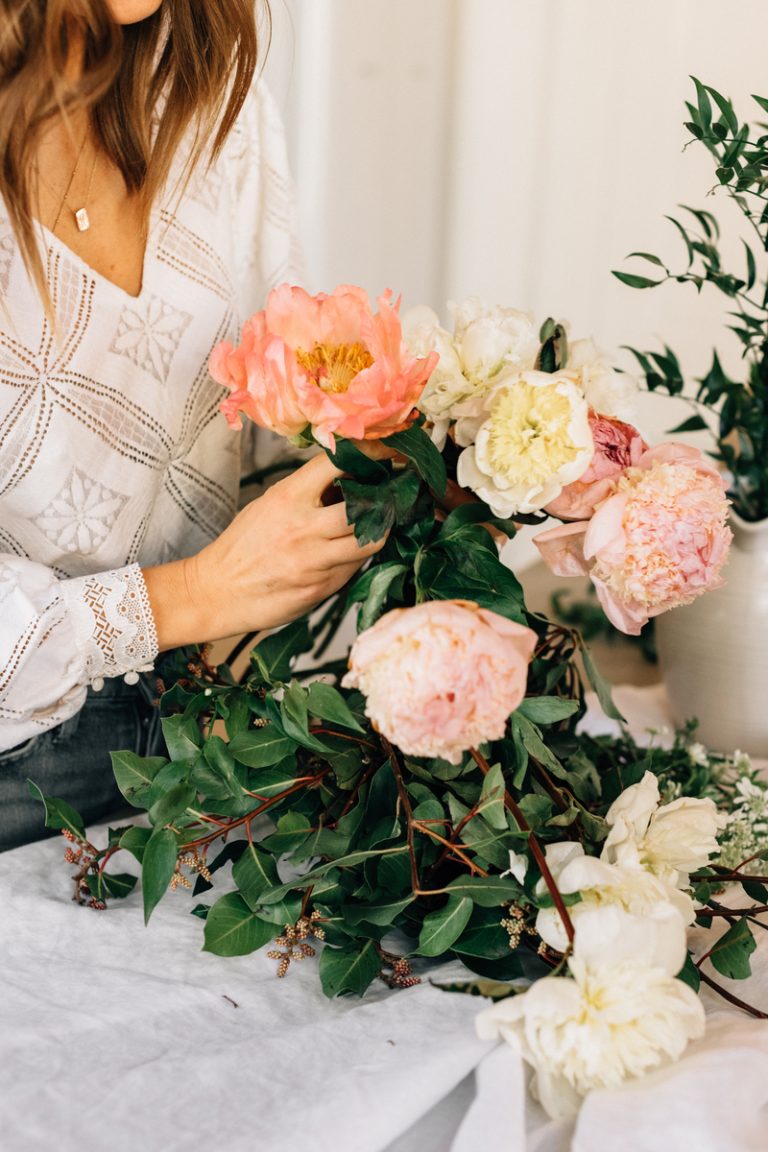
[{"xmin": 2, "ymin": 685, "xmax": 768, "ymax": 1152}]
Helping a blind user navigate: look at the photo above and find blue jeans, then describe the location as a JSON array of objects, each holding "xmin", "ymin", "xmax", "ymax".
[{"xmin": 0, "ymin": 675, "xmax": 163, "ymax": 853}]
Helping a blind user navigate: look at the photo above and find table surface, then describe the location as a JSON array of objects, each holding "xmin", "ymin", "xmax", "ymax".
[{"xmin": 2, "ymin": 685, "xmax": 768, "ymax": 1152}]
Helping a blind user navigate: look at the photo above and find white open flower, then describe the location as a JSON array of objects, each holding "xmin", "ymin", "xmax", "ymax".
[
  {"xmin": 455, "ymin": 370, "xmax": 593, "ymax": 516},
  {"xmin": 602, "ymin": 771, "xmax": 726, "ymax": 886},
  {"xmin": 476, "ymin": 904, "xmax": 704, "ymax": 1120},
  {"xmin": 567, "ymin": 337, "xmax": 639, "ymax": 421},
  {"xmin": 403, "ymin": 300, "xmax": 539, "ymax": 426},
  {"xmin": 535, "ymin": 842, "xmax": 694, "ymax": 954}
]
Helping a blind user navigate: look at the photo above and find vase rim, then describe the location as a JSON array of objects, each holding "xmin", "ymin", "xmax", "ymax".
[{"xmin": 729, "ymin": 508, "xmax": 768, "ymax": 534}]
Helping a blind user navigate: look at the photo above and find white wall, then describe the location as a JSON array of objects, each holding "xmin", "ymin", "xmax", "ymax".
[{"xmin": 263, "ymin": 0, "xmax": 768, "ymax": 566}]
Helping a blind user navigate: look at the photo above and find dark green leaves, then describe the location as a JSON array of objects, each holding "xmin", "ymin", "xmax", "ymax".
[
  {"xmin": 228, "ymin": 726, "xmax": 295, "ymax": 768},
  {"xmin": 142, "ymin": 828, "xmax": 178, "ymax": 924},
  {"xmin": 27, "ymin": 781, "xmax": 85, "ymax": 840},
  {"xmin": 110, "ymin": 753, "xmax": 167, "ymax": 808},
  {"xmin": 203, "ymin": 892, "xmax": 277, "ymax": 956},
  {"xmin": 612, "ymin": 271, "xmax": 662, "ymax": 290},
  {"xmin": 417, "ymin": 895, "xmax": 473, "ymax": 956},
  {"xmin": 709, "ymin": 917, "xmax": 756, "ymax": 980},
  {"xmin": 251, "ymin": 618, "xmax": 313, "ymax": 683},
  {"xmin": 383, "ymin": 423, "xmax": 447, "ymax": 496},
  {"xmin": 319, "ymin": 940, "xmax": 380, "ymax": 997}
]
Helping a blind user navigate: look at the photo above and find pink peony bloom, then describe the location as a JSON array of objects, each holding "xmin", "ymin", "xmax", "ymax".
[
  {"xmin": 210, "ymin": 284, "xmax": 438, "ymax": 449},
  {"xmin": 534, "ymin": 443, "xmax": 732, "ymax": 635},
  {"xmin": 544, "ymin": 412, "xmax": 647, "ymax": 521},
  {"xmin": 343, "ymin": 600, "xmax": 537, "ymax": 763}
]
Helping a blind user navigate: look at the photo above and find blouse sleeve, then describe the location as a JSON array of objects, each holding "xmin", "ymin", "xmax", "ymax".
[{"xmin": 0, "ymin": 558, "xmax": 158, "ymax": 754}]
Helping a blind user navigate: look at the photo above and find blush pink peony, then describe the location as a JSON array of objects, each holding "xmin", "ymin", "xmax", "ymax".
[
  {"xmin": 544, "ymin": 412, "xmax": 647, "ymax": 521},
  {"xmin": 534, "ymin": 443, "xmax": 732, "ymax": 634},
  {"xmin": 210, "ymin": 284, "xmax": 438, "ymax": 449},
  {"xmin": 342, "ymin": 600, "xmax": 537, "ymax": 763}
]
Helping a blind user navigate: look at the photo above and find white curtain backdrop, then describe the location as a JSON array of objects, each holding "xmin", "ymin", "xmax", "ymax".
[{"xmin": 262, "ymin": 0, "xmax": 768, "ymax": 564}]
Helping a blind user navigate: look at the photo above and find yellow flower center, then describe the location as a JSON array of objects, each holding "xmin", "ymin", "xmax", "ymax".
[
  {"xmin": 295, "ymin": 341, "xmax": 373, "ymax": 394},
  {"xmin": 485, "ymin": 379, "xmax": 579, "ymax": 486}
]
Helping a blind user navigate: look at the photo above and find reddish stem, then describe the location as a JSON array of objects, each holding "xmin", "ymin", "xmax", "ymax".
[{"xmin": 469, "ymin": 746, "xmax": 575, "ymax": 945}]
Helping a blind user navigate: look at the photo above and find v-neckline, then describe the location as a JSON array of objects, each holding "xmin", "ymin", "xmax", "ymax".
[{"xmin": 36, "ymin": 198, "xmax": 162, "ymax": 303}]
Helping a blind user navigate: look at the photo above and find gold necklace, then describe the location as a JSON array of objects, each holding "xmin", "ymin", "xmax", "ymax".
[{"xmin": 49, "ymin": 135, "xmax": 98, "ymax": 235}]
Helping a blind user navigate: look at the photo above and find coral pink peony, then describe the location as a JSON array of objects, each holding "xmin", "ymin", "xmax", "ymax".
[
  {"xmin": 534, "ymin": 443, "xmax": 732, "ymax": 635},
  {"xmin": 342, "ymin": 600, "xmax": 537, "ymax": 763},
  {"xmin": 210, "ymin": 284, "xmax": 438, "ymax": 449},
  {"xmin": 544, "ymin": 412, "xmax": 647, "ymax": 520}
]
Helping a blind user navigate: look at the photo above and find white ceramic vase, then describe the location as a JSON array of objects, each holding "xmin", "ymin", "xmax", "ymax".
[{"xmin": 656, "ymin": 510, "xmax": 768, "ymax": 756}]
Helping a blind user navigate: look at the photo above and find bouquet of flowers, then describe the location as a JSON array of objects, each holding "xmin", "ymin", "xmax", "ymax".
[{"xmin": 34, "ymin": 284, "xmax": 762, "ymax": 1120}]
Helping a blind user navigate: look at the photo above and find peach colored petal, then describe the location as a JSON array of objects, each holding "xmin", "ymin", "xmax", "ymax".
[{"xmin": 534, "ymin": 521, "xmax": 591, "ymax": 577}]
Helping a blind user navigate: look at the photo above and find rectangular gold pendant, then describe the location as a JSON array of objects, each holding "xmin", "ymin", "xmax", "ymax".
[{"xmin": 74, "ymin": 208, "xmax": 90, "ymax": 233}]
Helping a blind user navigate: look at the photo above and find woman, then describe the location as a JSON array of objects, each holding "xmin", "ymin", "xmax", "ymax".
[{"xmin": 0, "ymin": 0, "xmax": 382, "ymax": 850}]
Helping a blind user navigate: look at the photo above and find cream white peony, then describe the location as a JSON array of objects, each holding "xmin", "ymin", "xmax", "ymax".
[
  {"xmin": 455, "ymin": 370, "xmax": 593, "ymax": 517},
  {"xmin": 476, "ymin": 904, "xmax": 705, "ymax": 1119},
  {"xmin": 403, "ymin": 299, "xmax": 539, "ymax": 427},
  {"xmin": 534, "ymin": 841, "xmax": 695, "ymax": 954},
  {"xmin": 602, "ymin": 771, "xmax": 726, "ymax": 886},
  {"xmin": 567, "ymin": 337, "xmax": 639, "ymax": 421}
]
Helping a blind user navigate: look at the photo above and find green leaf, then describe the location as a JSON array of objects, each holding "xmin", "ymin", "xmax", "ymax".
[
  {"xmin": 692, "ymin": 76, "xmax": 712, "ymax": 133},
  {"xmin": 676, "ymin": 952, "xmax": 701, "ymax": 993},
  {"xmin": 327, "ymin": 439, "xmax": 389, "ymax": 482},
  {"xmin": 319, "ymin": 940, "xmax": 380, "ymax": 997},
  {"xmin": 383, "ymin": 423, "xmax": 447, "ymax": 496},
  {"xmin": 445, "ymin": 875, "xmax": 521, "ymax": 907},
  {"xmin": 119, "ymin": 825, "xmax": 152, "ymax": 863},
  {"xmin": 709, "ymin": 917, "xmax": 756, "ymax": 980},
  {"xmin": 612, "ymin": 271, "xmax": 662, "ymax": 290},
  {"xmin": 26, "ymin": 781, "xmax": 86, "ymax": 840},
  {"xmin": 517, "ymin": 697, "xmax": 580, "ymax": 725},
  {"xmin": 110, "ymin": 752, "xmax": 167, "ymax": 808},
  {"xmin": 232, "ymin": 844, "xmax": 281, "ymax": 910},
  {"xmin": 251, "ymin": 618, "xmax": 313, "ymax": 683},
  {"xmin": 160, "ymin": 714, "xmax": 202, "ymax": 761},
  {"xmin": 341, "ymin": 897, "xmax": 413, "ymax": 926},
  {"xmin": 417, "ymin": 894, "xmax": 474, "ymax": 957},
  {"xmin": 752, "ymin": 93, "xmax": 768, "ymax": 116},
  {"xmin": 666, "ymin": 414, "xmax": 709, "ymax": 434},
  {"xmin": 306, "ymin": 681, "xmax": 365, "ymax": 733},
  {"xmin": 280, "ymin": 681, "xmax": 333, "ymax": 753},
  {"xmin": 579, "ymin": 641, "xmax": 626, "ymax": 721},
  {"xmin": 478, "ymin": 763, "xmax": 508, "ymax": 831},
  {"xmin": 357, "ymin": 563, "xmax": 408, "ymax": 631},
  {"xmin": 203, "ymin": 892, "xmax": 277, "ymax": 956},
  {"xmin": 142, "ymin": 828, "xmax": 178, "ymax": 924},
  {"xmin": 103, "ymin": 872, "xmax": 138, "ymax": 899},
  {"xmin": 626, "ymin": 251, "xmax": 666, "ymax": 267},
  {"xmin": 438, "ymin": 502, "xmax": 517, "ymax": 541},
  {"xmin": 227, "ymin": 725, "xmax": 296, "ymax": 768},
  {"xmin": 148, "ymin": 781, "xmax": 195, "ymax": 828},
  {"xmin": 707, "ymin": 83, "xmax": 738, "ymax": 134},
  {"xmin": 260, "ymin": 812, "xmax": 312, "ymax": 854}
]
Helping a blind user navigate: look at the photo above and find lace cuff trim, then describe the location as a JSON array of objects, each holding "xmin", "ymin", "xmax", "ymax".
[{"xmin": 60, "ymin": 564, "xmax": 159, "ymax": 687}]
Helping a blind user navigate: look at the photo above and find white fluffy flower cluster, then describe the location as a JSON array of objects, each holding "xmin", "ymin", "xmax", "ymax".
[
  {"xmin": 478, "ymin": 772, "xmax": 723, "ymax": 1117},
  {"xmin": 403, "ymin": 301, "xmax": 636, "ymax": 517},
  {"xmin": 477, "ymin": 903, "xmax": 705, "ymax": 1120}
]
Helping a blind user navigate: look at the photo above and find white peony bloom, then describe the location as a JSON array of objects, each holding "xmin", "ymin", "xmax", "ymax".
[
  {"xmin": 535, "ymin": 842, "xmax": 695, "ymax": 955},
  {"xmin": 476, "ymin": 904, "xmax": 704, "ymax": 1119},
  {"xmin": 502, "ymin": 849, "xmax": 529, "ymax": 886},
  {"xmin": 602, "ymin": 771, "xmax": 725, "ymax": 886},
  {"xmin": 455, "ymin": 370, "xmax": 593, "ymax": 516},
  {"xmin": 403, "ymin": 300, "xmax": 539, "ymax": 425},
  {"xmin": 567, "ymin": 337, "xmax": 639, "ymax": 421}
]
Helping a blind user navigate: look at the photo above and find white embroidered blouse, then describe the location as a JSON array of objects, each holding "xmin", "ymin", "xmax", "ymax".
[{"xmin": 0, "ymin": 80, "xmax": 302, "ymax": 753}]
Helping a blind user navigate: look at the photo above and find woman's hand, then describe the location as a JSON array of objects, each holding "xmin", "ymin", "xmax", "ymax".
[{"xmin": 143, "ymin": 455, "xmax": 384, "ymax": 649}]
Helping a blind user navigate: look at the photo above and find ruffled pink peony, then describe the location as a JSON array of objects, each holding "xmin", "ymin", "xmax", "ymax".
[
  {"xmin": 534, "ymin": 443, "xmax": 732, "ymax": 635},
  {"xmin": 210, "ymin": 284, "xmax": 438, "ymax": 449},
  {"xmin": 343, "ymin": 600, "xmax": 537, "ymax": 763},
  {"xmin": 544, "ymin": 412, "xmax": 647, "ymax": 521}
]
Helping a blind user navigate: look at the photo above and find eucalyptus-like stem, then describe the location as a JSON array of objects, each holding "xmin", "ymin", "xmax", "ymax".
[{"xmin": 469, "ymin": 746, "xmax": 575, "ymax": 945}]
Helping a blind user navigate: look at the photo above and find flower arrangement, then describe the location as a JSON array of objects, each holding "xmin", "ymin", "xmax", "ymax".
[
  {"xmin": 33, "ymin": 284, "xmax": 761, "ymax": 1121},
  {"xmin": 615, "ymin": 78, "xmax": 768, "ymax": 523}
]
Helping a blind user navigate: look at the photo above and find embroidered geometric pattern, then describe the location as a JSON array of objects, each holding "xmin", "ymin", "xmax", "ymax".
[
  {"xmin": 34, "ymin": 467, "xmax": 127, "ymax": 555},
  {"xmin": 109, "ymin": 294, "xmax": 193, "ymax": 384},
  {"xmin": 60, "ymin": 565, "xmax": 159, "ymax": 684}
]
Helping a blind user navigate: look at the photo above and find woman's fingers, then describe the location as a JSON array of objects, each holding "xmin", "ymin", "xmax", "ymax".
[
  {"xmin": 289, "ymin": 452, "xmax": 343, "ymax": 504},
  {"xmin": 320, "ymin": 529, "xmax": 386, "ymax": 569},
  {"xmin": 317, "ymin": 501, "xmax": 355, "ymax": 538}
]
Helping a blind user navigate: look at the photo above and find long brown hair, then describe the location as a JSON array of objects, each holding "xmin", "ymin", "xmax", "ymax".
[{"xmin": 0, "ymin": 0, "xmax": 264, "ymax": 306}]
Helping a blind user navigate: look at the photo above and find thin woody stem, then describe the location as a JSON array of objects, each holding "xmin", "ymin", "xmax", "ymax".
[
  {"xmin": 697, "ymin": 969, "xmax": 768, "ymax": 1020},
  {"xmin": 412, "ymin": 820, "xmax": 489, "ymax": 877},
  {"xmin": 469, "ymin": 746, "xmax": 575, "ymax": 945},
  {"xmin": 382, "ymin": 737, "xmax": 421, "ymax": 895}
]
